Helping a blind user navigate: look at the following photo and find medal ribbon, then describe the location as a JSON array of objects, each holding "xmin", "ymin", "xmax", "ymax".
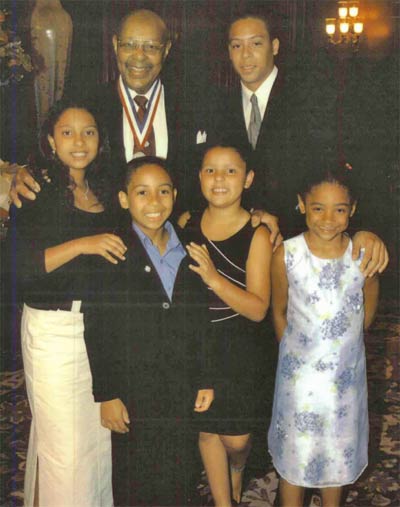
[{"xmin": 118, "ymin": 78, "xmax": 162, "ymax": 152}]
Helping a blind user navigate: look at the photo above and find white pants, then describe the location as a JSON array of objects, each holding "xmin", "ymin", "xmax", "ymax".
[{"xmin": 21, "ymin": 304, "xmax": 113, "ymax": 507}]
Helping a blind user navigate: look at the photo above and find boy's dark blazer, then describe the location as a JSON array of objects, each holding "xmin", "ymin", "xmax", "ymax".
[
  {"xmin": 83, "ymin": 222, "xmax": 217, "ymax": 506},
  {"xmin": 83, "ymin": 222, "xmax": 217, "ymax": 416}
]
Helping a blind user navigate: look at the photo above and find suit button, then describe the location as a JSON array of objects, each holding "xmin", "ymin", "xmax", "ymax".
[{"xmin": 162, "ymin": 302, "xmax": 170, "ymax": 310}]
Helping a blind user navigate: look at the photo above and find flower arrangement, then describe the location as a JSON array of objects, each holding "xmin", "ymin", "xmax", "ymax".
[{"xmin": 0, "ymin": 9, "xmax": 32, "ymax": 86}]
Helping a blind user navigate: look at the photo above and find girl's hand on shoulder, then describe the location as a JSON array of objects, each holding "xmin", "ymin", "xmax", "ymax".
[
  {"xmin": 100, "ymin": 398, "xmax": 130, "ymax": 433},
  {"xmin": 186, "ymin": 242, "xmax": 220, "ymax": 288},
  {"xmin": 250, "ymin": 209, "xmax": 283, "ymax": 251},
  {"xmin": 78, "ymin": 234, "xmax": 127, "ymax": 264},
  {"xmin": 194, "ymin": 389, "xmax": 214, "ymax": 412}
]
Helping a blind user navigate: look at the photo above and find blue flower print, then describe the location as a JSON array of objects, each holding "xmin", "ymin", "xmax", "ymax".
[
  {"xmin": 335, "ymin": 368, "xmax": 355, "ymax": 398},
  {"xmin": 314, "ymin": 359, "xmax": 335, "ymax": 372},
  {"xmin": 275, "ymin": 412, "xmax": 288, "ymax": 458},
  {"xmin": 335, "ymin": 405, "xmax": 349, "ymax": 419},
  {"xmin": 280, "ymin": 353, "xmax": 302, "ymax": 379},
  {"xmin": 344, "ymin": 447, "xmax": 355, "ymax": 465},
  {"xmin": 298, "ymin": 333, "xmax": 312, "ymax": 346},
  {"xmin": 318, "ymin": 262, "xmax": 345, "ymax": 290},
  {"xmin": 286, "ymin": 251, "xmax": 295, "ymax": 270},
  {"xmin": 306, "ymin": 291, "xmax": 320, "ymax": 304},
  {"xmin": 321, "ymin": 311, "xmax": 349, "ymax": 340},
  {"xmin": 346, "ymin": 293, "xmax": 363, "ymax": 313},
  {"xmin": 295, "ymin": 412, "xmax": 324, "ymax": 435},
  {"xmin": 304, "ymin": 455, "xmax": 328, "ymax": 484}
]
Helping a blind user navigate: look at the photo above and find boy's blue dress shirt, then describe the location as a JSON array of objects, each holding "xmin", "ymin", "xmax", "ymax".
[{"xmin": 132, "ymin": 221, "xmax": 186, "ymax": 301}]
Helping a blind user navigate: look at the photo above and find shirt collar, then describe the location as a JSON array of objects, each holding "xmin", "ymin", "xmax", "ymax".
[
  {"xmin": 132, "ymin": 220, "xmax": 182, "ymax": 254},
  {"xmin": 241, "ymin": 65, "xmax": 278, "ymax": 111},
  {"xmin": 125, "ymin": 77, "xmax": 160, "ymax": 101}
]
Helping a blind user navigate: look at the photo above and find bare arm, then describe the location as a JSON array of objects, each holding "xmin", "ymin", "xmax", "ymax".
[
  {"xmin": 45, "ymin": 234, "xmax": 127, "ymax": 273},
  {"xmin": 352, "ymin": 231, "xmax": 389, "ymax": 277},
  {"xmin": 271, "ymin": 244, "xmax": 289, "ymax": 341},
  {"xmin": 187, "ymin": 226, "xmax": 272, "ymax": 322},
  {"xmin": 250, "ymin": 209, "xmax": 283, "ymax": 251},
  {"xmin": 363, "ymin": 274, "xmax": 379, "ymax": 330}
]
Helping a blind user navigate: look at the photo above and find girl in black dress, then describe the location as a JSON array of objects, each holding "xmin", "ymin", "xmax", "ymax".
[{"xmin": 183, "ymin": 144, "xmax": 273, "ymax": 506}]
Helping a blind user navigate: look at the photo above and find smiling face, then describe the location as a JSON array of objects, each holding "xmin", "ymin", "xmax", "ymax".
[
  {"xmin": 113, "ymin": 11, "xmax": 171, "ymax": 94},
  {"xmin": 118, "ymin": 163, "xmax": 176, "ymax": 238},
  {"xmin": 199, "ymin": 146, "xmax": 254, "ymax": 209},
  {"xmin": 298, "ymin": 182, "xmax": 356, "ymax": 245},
  {"xmin": 47, "ymin": 108, "xmax": 99, "ymax": 175},
  {"xmin": 228, "ymin": 17, "xmax": 279, "ymax": 92}
]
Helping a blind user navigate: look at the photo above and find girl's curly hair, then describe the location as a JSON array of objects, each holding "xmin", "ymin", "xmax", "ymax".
[{"xmin": 31, "ymin": 96, "xmax": 112, "ymax": 210}]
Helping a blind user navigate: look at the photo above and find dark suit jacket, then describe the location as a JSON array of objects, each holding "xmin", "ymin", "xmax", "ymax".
[
  {"xmin": 89, "ymin": 78, "xmax": 219, "ymax": 209},
  {"xmin": 219, "ymin": 70, "xmax": 326, "ymax": 235},
  {"xmin": 83, "ymin": 222, "xmax": 216, "ymax": 417},
  {"xmin": 83, "ymin": 223, "xmax": 217, "ymax": 505}
]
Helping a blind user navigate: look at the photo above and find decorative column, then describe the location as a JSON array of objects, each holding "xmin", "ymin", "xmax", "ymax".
[{"xmin": 30, "ymin": 0, "xmax": 72, "ymax": 127}]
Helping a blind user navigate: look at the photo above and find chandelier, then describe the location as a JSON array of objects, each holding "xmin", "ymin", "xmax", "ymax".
[{"xmin": 325, "ymin": 1, "xmax": 364, "ymax": 49}]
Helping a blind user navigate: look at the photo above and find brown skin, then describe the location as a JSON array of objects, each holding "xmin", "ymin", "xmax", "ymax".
[
  {"xmin": 8, "ymin": 11, "xmax": 390, "ymax": 276},
  {"xmin": 113, "ymin": 10, "xmax": 171, "ymax": 94},
  {"xmin": 228, "ymin": 16, "xmax": 279, "ymax": 92}
]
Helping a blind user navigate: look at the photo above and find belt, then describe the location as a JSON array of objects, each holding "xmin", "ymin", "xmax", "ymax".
[{"xmin": 28, "ymin": 300, "xmax": 82, "ymax": 313}]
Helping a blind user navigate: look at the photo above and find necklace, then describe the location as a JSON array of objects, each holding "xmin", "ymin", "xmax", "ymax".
[
  {"xmin": 78, "ymin": 180, "xmax": 90, "ymax": 200},
  {"xmin": 84, "ymin": 180, "xmax": 90, "ymax": 200}
]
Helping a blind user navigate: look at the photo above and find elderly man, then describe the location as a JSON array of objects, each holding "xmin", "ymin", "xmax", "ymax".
[{"xmin": 91, "ymin": 9, "xmax": 210, "ymax": 174}]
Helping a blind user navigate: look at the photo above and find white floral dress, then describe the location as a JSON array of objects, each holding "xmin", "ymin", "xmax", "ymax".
[{"xmin": 268, "ymin": 234, "xmax": 368, "ymax": 487}]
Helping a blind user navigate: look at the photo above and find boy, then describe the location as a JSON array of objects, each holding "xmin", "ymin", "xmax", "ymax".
[{"xmin": 84, "ymin": 156, "xmax": 215, "ymax": 506}]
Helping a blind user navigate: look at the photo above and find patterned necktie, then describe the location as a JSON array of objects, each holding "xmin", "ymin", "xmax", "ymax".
[
  {"xmin": 133, "ymin": 95, "xmax": 155, "ymax": 156},
  {"xmin": 248, "ymin": 94, "xmax": 262, "ymax": 150}
]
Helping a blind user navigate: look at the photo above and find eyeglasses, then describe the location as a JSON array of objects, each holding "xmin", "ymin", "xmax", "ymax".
[{"xmin": 117, "ymin": 40, "xmax": 166, "ymax": 55}]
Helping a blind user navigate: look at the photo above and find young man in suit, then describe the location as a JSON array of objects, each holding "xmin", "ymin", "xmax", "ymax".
[
  {"xmin": 222, "ymin": 13, "xmax": 305, "ymax": 226},
  {"xmin": 220, "ymin": 12, "xmax": 388, "ymax": 272}
]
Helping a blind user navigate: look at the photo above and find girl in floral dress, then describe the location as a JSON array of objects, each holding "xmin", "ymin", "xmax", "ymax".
[{"xmin": 268, "ymin": 166, "xmax": 379, "ymax": 507}]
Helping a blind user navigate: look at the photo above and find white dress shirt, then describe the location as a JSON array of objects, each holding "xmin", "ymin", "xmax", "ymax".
[
  {"xmin": 122, "ymin": 77, "xmax": 168, "ymax": 162},
  {"xmin": 241, "ymin": 66, "xmax": 278, "ymax": 130}
]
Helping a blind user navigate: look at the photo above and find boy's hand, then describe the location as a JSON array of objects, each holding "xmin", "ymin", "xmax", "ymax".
[
  {"xmin": 101, "ymin": 399, "xmax": 130, "ymax": 433},
  {"xmin": 78, "ymin": 234, "xmax": 127, "ymax": 264},
  {"xmin": 352, "ymin": 231, "xmax": 389, "ymax": 277},
  {"xmin": 10, "ymin": 167, "xmax": 41, "ymax": 208},
  {"xmin": 194, "ymin": 389, "xmax": 214, "ymax": 412},
  {"xmin": 250, "ymin": 209, "xmax": 283, "ymax": 251},
  {"xmin": 187, "ymin": 242, "xmax": 220, "ymax": 288}
]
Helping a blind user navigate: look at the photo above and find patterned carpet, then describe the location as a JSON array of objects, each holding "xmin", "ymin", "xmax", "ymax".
[{"xmin": 0, "ymin": 292, "xmax": 398, "ymax": 507}]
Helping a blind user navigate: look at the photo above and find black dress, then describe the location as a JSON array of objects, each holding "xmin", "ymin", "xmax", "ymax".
[{"xmin": 186, "ymin": 213, "xmax": 275, "ymax": 436}]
